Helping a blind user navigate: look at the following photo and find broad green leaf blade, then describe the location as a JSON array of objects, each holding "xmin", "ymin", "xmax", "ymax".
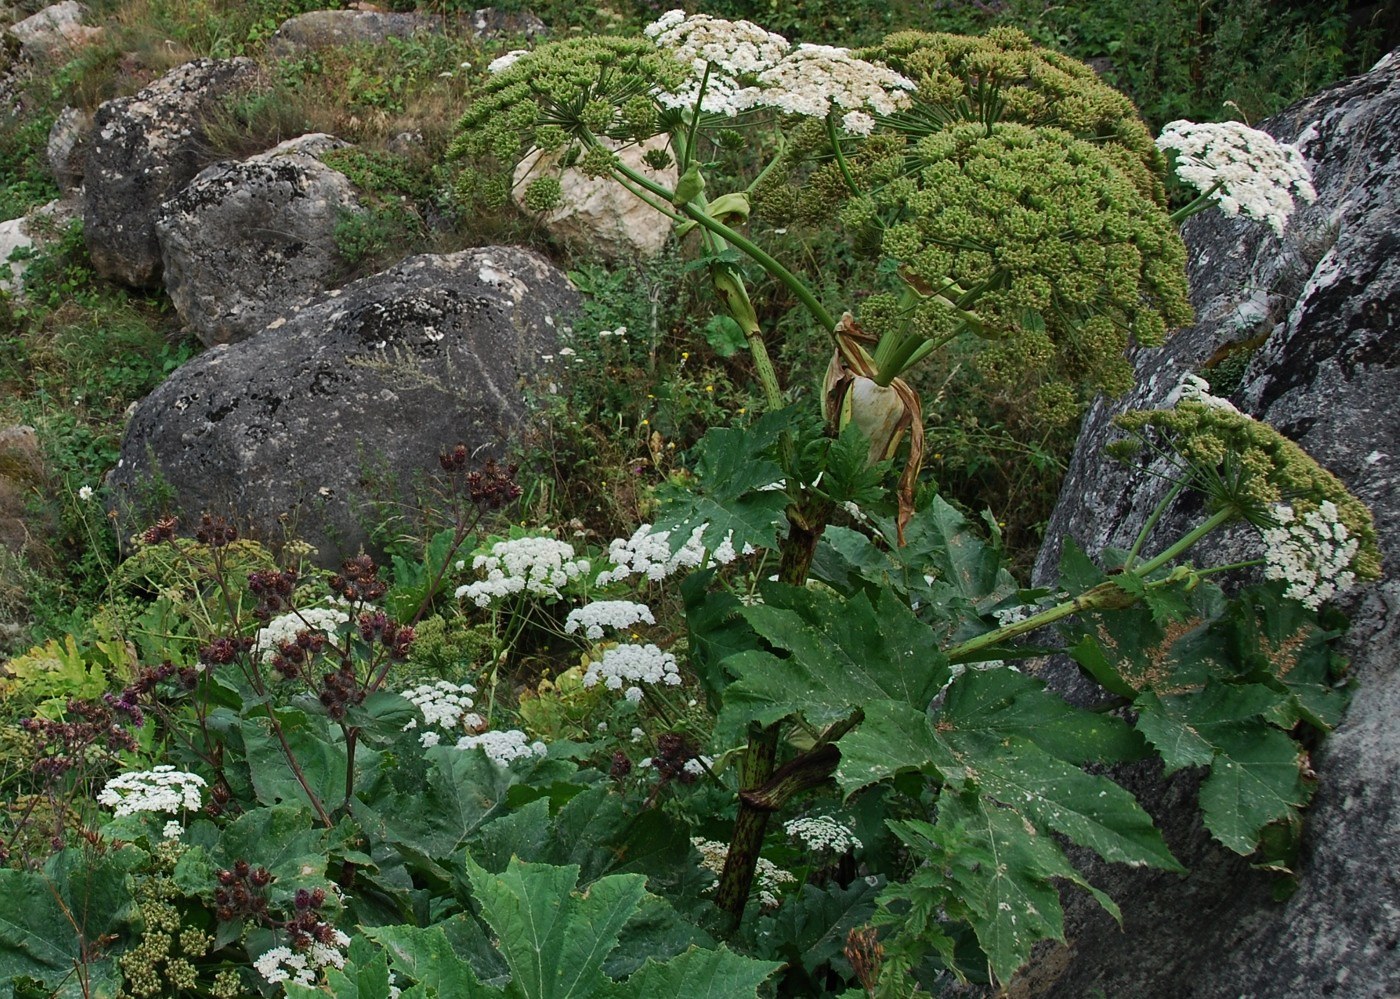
[
  {"xmin": 934, "ymin": 793, "xmax": 1119, "ymax": 987},
  {"xmin": 939, "ymin": 667, "xmax": 1144, "ymax": 765},
  {"xmin": 241, "ymin": 708, "xmax": 350, "ymax": 808},
  {"xmin": 1198, "ymin": 724, "xmax": 1313, "ymax": 855},
  {"xmin": 0, "ymin": 847, "xmax": 141, "ymax": 997},
  {"xmin": 363, "ymin": 923, "xmax": 497, "ymax": 998},
  {"xmin": 753, "ymin": 880, "xmax": 881, "ymax": 978},
  {"xmin": 464, "ymin": 858, "xmax": 646, "ymax": 999},
  {"xmin": 896, "ymin": 497, "xmax": 1017, "ymax": 607},
  {"xmin": 716, "ymin": 584, "xmax": 947, "ymax": 741},
  {"xmin": 212, "ymin": 805, "xmax": 328, "ymax": 900},
  {"xmin": 681, "ymin": 571, "xmax": 763, "ymax": 705},
  {"xmin": 604, "ymin": 945, "xmax": 780, "ymax": 999},
  {"xmin": 1132, "ymin": 690, "xmax": 1214, "ymax": 775},
  {"xmin": 835, "ymin": 700, "xmax": 958, "ymax": 796}
]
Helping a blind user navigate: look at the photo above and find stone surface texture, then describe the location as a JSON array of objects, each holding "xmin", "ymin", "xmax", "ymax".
[
  {"xmin": 6, "ymin": 2, "xmax": 101, "ymax": 60},
  {"xmin": 513, "ymin": 137, "xmax": 676, "ymax": 261},
  {"xmin": 107, "ymin": 248, "xmax": 575, "ymax": 565},
  {"xmin": 467, "ymin": 6, "xmax": 545, "ymax": 39},
  {"xmin": 266, "ymin": 9, "xmax": 442, "ymax": 57},
  {"xmin": 1022, "ymin": 52, "xmax": 1400, "ymax": 999},
  {"xmin": 157, "ymin": 133, "xmax": 360, "ymax": 346},
  {"xmin": 83, "ymin": 58, "xmax": 256, "ymax": 288},
  {"xmin": 0, "ymin": 199, "xmax": 78, "ymax": 297},
  {"xmin": 46, "ymin": 105, "xmax": 90, "ymax": 193}
]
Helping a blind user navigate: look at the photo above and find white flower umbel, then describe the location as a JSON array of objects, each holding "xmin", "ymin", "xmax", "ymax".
[
  {"xmin": 400, "ymin": 680, "xmax": 481, "ymax": 746},
  {"xmin": 1156, "ymin": 119, "xmax": 1317, "ymax": 234},
  {"xmin": 97, "ymin": 766, "xmax": 206, "ymax": 817},
  {"xmin": 1164, "ymin": 373, "xmax": 1241, "ymax": 414},
  {"xmin": 1261, "ymin": 501, "xmax": 1361, "ymax": 610},
  {"xmin": 594, "ymin": 524, "xmax": 708, "ymax": 586},
  {"xmin": 456, "ymin": 536, "xmax": 590, "ymax": 608},
  {"xmin": 77, "ymin": 485, "xmax": 94, "ymax": 501},
  {"xmin": 784, "ymin": 814, "xmax": 863, "ymax": 855},
  {"xmin": 254, "ymin": 931, "xmax": 350, "ymax": 991},
  {"xmin": 691, "ymin": 836, "xmax": 796, "ymax": 908},
  {"xmin": 645, "ymin": 10, "xmax": 791, "ymax": 114},
  {"xmin": 564, "ymin": 600, "xmax": 656, "ymax": 640},
  {"xmin": 582, "ymin": 643, "xmax": 682, "ymax": 694},
  {"xmin": 455, "ymin": 729, "xmax": 548, "ymax": 767},
  {"xmin": 488, "ymin": 49, "xmax": 530, "ymax": 74},
  {"xmin": 753, "ymin": 44, "xmax": 915, "ymax": 122},
  {"xmin": 255, "ymin": 605, "xmax": 350, "ymax": 664}
]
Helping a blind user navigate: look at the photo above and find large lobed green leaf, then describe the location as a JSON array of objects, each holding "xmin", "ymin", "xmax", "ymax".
[{"xmin": 715, "ymin": 582, "xmax": 949, "ymax": 741}]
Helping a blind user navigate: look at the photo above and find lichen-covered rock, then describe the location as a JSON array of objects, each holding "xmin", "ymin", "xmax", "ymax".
[
  {"xmin": 266, "ymin": 9, "xmax": 442, "ymax": 58},
  {"xmin": 83, "ymin": 58, "xmax": 257, "ymax": 288},
  {"xmin": 157, "ymin": 133, "xmax": 361, "ymax": 346},
  {"xmin": 0, "ymin": 199, "xmax": 78, "ymax": 297},
  {"xmin": 468, "ymin": 6, "xmax": 545, "ymax": 39},
  {"xmin": 1024, "ymin": 51, "xmax": 1400, "ymax": 999},
  {"xmin": 107, "ymin": 248, "xmax": 576, "ymax": 566},
  {"xmin": 6, "ymin": 2, "xmax": 102, "ymax": 61},
  {"xmin": 513, "ymin": 137, "xmax": 675, "ymax": 261},
  {"xmin": 46, "ymin": 105, "xmax": 90, "ymax": 193}
]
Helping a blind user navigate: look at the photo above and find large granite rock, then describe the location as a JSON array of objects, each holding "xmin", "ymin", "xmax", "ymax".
[
  {"xmin": 513, "ymin": 137, "xmax": 676, "ymax": 261},
  {"xmin": 266, "ymin": 9, "xmax": 443, "ymax": 58},
  {"xmin": 107, "ymin": 248, "xmax": 576, "ymax": 565},
  {"xmin": 83, "ymin": 58, "xmax": 257, "ymax": 288},
  {"xmin": 0, "ymin": 198, "xmax": 78, "ymax": 297},
  {"xmin": 1023, "ymin": 52, "xmax": 1400, "ymax": 999},
  {"xmin": 157, "ymin": 133, "xmax": 360, "ymax": 346},
  {"xmin": 5, "ymin": 2, "xmax": 102, "ymax": 61}
]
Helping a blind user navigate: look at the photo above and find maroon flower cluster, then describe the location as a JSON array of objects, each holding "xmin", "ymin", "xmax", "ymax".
[
  {"xmin": 271, "ymin": 631, "xmax": 328, "ymax": 681},
  {"xmin": 199, "ymin": 636, "xmax": 254, "ymax": 669},
  {"xmin": 20, "ymin": 698, "xmax": 139, "ymax": 778},
  {"xmin": 194, "ymin": 514, "xmax": 238, "ymax": 548},
  {"xmin": 356, "ymin": 611, "xmax": 414, "ymax": 659},
  {"xmin": 317, "ymin": 665, "xmax": 365, "ymax": 721},
  {"xmin": 141, "ymin": 516, "xmax": 179, "ymax": 545},
  {"xmin": 329, "ymin": 554, "xmax": 387, "ymax": 604},
  {"xmin": 214, "ymin": 859, "xmax": 273, "ymax": 922},
  {"xmin": 248, "ymin": 568, "xmax": 299, "ymax": 621},
  {"xmin": 285, "ymin": 888, "xmax": 340, "ymax": 950}
]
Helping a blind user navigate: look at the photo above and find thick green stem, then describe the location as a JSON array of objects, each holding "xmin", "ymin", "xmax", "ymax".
[
  {"xmin": 1169, "ymin": 179, "xmax": 1225, "ymax": 225},
  {"xmin": 825, "ymin": 112, "xmax": 862, "ymax": 197},
  {"xmin": 1122, "ymin": 479, "xmax": 1188, "ymax": 571},
  {"xmin": 945, "ymin": 507, "xmax": 1238, "ymax": 664}
]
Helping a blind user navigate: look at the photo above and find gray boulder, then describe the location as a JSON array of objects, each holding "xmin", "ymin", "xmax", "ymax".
[
  {"xmin": 1024, "ymin": 52, "xmax": 1400, "ymax": 999},
  {"xmin": 467, "ymin": 6, "xmax": 546, "ymax": 40},
  {"xmin": 83, "ymin": 58, "xmax": 257, "ymax": 288},
  {"xmin": 47, "ymin": 105, "xmax": 90, "ymax": 194},
  {"xmin": 107, "ymin": 247, "xmax": 576, "ymax": 566},
  {"xmin": 266, "ymin": 10, "xmax": 443, "ymax": 58},
  {"xmin": 6, "ymin": 2, "xmax": 102, "ymax": 62},
  {"xmin": 157, "ymin": 133, "xmax": 361, "ymax": 346}
]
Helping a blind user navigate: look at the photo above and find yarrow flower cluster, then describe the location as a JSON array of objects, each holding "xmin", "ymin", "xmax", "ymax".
[
  {"xmin": 644, "ymin": 10, "xmax": 913, "ymax": 127},
  {"xmin": 594, "ymin": 524, "xmax": 752, "ymax": 586},
  {"xmin": 582, "ymin": 643, "xmax": 682, "ymax": 702},
  {"xmin": 1164, "ymin": 372, "xmax": 1240, "ymax": 414},
  {"xmin": 454, "ymin": 729, "xmax": 548, "ymax": 767},
  {"xmin": 1156, "ymin": 119, "xmax": 1317, "ymax": 234},
  {"xmin": 255, "ymin": 605, "xmax": 349, "ymax": 664},
  {"xmin": 692, "ymin": 837, "xmax": 796, "ymax": 908},
  {"xmin": 784, "ymin": 815, "xmax": 864, "ymax": 855},
  {"xmin": 253, "ymin": 934, "xmax": 350, "ymax": 990},
  {"xmin": 400, "ymin": 680, "xmax": 482, "ymax": 747},
  {"xmin": 455, "ymin": 535, "xmax": 590, "ymax": 607},
  {"xmin": 1261, "ymin": 501, "xmax": 1361, "ymax": 609},
  {"xmin": 564, "ymin": 600, "xmax": 656, "ymax": 639},
  {"xmin": 97, "ymin": 766, "xmax": 206, "ymax": 817}
]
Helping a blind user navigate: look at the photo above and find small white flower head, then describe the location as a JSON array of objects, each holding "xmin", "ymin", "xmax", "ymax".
[
  {"xmin": 753, "ymin": 43, "xmax": 915, "ymax": 120},
  {"xmin": 162, "ymin": 820, "xmax": 184, "ymax": 840},
  {"xmin": 1156, "ymin": 119, "xmax": 1318, "ymax": 234},
  {"xmin": 1164, "ymin": 372, "xmax": 1240, "ymax": 414},
  {"xmin": 97, "ymin": 766, "xmax": 206, "ymax": 817},
  {"xmin": 691, "ymin": 836, "xmax": 795, "ymax": 907},
  {"xmin": 455, "ymin": 728, "xmax": 549, "ymax": 767},
  {"xmin": 455, "ymin": 535, "xmax": 589, "ymax": 607},
  {"xmin": 564, "ymin": 600, "xmax": 656, "ymax": 640},
  {"xmin": 488, "ymin": 49, "xmax": 530, "ymax": 74},
  {"xmin": 254, "ymin": 931, "xmax": 350, "ymax": 991},
  {"xmin": 400, "ymin": 679, "xmax": 478, "ymax": 732},
  {"xmin": 1261, "ymin": 501, "xmax": 1361, "ymax": 609},
  {"xmin": 582, "ymin": 643, "xmax": 682, "ymax": 695},
  {"xmin": 77, "ymin": 485, "xmax": 94, "ymax": 501},
  {"xmin": 255, "ymin": 605, "xmax": 351, "ymax": 665},
  {"xmin": 594, "ymin": 524, "xmax": 707, "ymax": 586},
  {"xmin": 784, "ymin": 814, "xmax": 863, "ymax": 855}
]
